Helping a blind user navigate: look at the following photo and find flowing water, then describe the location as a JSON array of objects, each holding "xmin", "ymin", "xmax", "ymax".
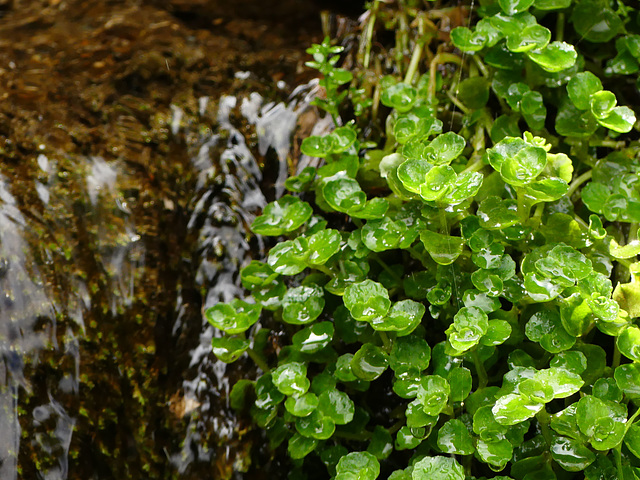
[{"xmin": 0, "ymin": 0, "xmax": 336, "ymax": 477}]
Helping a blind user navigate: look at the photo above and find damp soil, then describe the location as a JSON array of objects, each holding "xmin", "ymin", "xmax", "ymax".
[{"xmin": 0, "ymin": 0, "xmax": 343, "ymax": 478}]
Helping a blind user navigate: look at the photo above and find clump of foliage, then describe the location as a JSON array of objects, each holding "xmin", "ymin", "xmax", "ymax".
[{"xmin": 206, "ymin": 0, "xmax": 640, "ymax": 478}]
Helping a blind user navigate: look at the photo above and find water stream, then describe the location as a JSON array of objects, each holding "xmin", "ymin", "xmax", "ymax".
[{"xmin": 0, "ymin": 73, "xmax": 321, "ymax": 479}]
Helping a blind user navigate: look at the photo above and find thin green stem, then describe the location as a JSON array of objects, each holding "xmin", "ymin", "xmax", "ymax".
[
  {"xmin": 535, "ymin": 408, "xmax": 554, "ymax": 447},
  {"xmin": 471, "ymin": 349, "xmax": 488, "ymax": 389},
  {"xmin": 379, "ymin": 332, "xmax": 392, "ymax": 352},
  {"xmin": 314, "ymin": 264, "xmax": 335, "ymax": 277},
  {"xmin": 361, "ymin": 0, "xmax": 379, "ymax": 69},
  {"xmin": 614, "ymin": 445, "xmax": 624, "ymax": 480},
  {"xmin": 446, "ymin": 91, "xmax": 471, "ymax": 115},
  {"xmin": 247, "ymin": 347, "xmax": 271, "ymax": 373},
  {"xmin": 629, "ymin": 222, "xmax": 639, "ymax": 243},
  {"xmin": 404, "ymin": 39, "xmax": 424, "ymax": 84},
  {"xmin": 471, "ymin": 55, "xmax": 490, "ymax": 77},
  {"xmin": 567, "ymin": 169, "xmax": 593, "ymax": 198},
  {"xmin": 556, "ymin": 12, "xmax": 565, "ymax": 42},
  {"xmin": 516, "ymin": 187, "xmax": 529, "ymax": 222},
  {"xmin": 428, "ymin": 52, "xmax": 463, "ymax": 103},
  {"xmin": 612, "ymin": 342, "xmax": 622, "ymax": 369}
]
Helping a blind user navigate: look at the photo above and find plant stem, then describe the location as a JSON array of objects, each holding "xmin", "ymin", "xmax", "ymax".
[
  {"xmin": 361, "ymin": 0, "xmax": 379, "ymax": 69},
  {"xmin": 404, "ymin": 39, "xmax": 424, "ymax": 84},
  {"xmin": 612, "ymin": 342, "xmax": 621, "ymax": 369},
  {"xmin": 566, "ymin": 169, "xmax": 593, "ymax": 198},
  {"xmin": 629, "ymin": 222, "xmax": 639, "ymax": 243},
  {"xmin": 556, "ymin": 12, "xmax": 565, "ymax": 42},
  {"xmin": 247, "ymin": 347, "xmax": 270, "ymax": 373},
  {"xmin": 374, "ymin": 256, "xmax": 403, "ymax": 284},
  {"xmin": 471, "ymin": 349, "xmax": 488, "ymax": 389},
  {"xmin": 535, "ymin": 408, "xmax": 553, "ymax": 447},
  {"xmin": 379, "ymin": 331, "xmax": 392, "ymax": 352},
  {"xmin": 428, "ymin": 52, "xmax": 463, "ymax": 103},
  {"xmin": 472, "ymin": 55, "xmax": 490, "ymax": 77}
]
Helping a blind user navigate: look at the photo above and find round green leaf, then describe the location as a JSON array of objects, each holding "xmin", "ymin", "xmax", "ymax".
[
  {"xmin": 295, "ymin": 409, "xmax": 335, "ymax": 439},
  {"xmin": 272, "ymin": 362, "xmax": 310, "ymax": 396},
  {"xmin": 251, "ymin": 195, "xmax": 313, "ymax": 236},
  {"xmin": 416, "ymin": 375, "xmax": 450, "ymax": 416},
  {"xmin": 492, "ymin": 393, "xmax": 544, "ymax": 425},
  {"xmin": 617, "ymin": 326, "xmax": 640, "ymax": 362},
  {"xmin": 615, "ymin": 363, "xmax": 640, "ymax": 398},
  {"xmin": 381, "ymin": 83, "xmax": 417, "ymax": 112},
  {"xmin": 590, "ymin": 90, "xmax": 617, "ymax": 119},
  {"xmin": 371, "ymin": 299, "xmax": 425, "ymax": 332},
  {"xmin": 412, "ymin": 456, "xmax": 465, "ymax": 480},
  {"xmin": 292, "ymin": 322, "xmax": 334, "ymax": 353},
  {"xmin": 506, "ymin": 24, "xmax": 551, "ymax": 53},
  {"xmin": 288, "ymin": 432, "xmax": 318, "ymax": 459},
  {"xmin": 390, "ymin": 335, "xmax": 431, "ymax": 372},
  {"xmin": 419, "ymin": 165, "xmax": 456, "ymax": 202},
  {"xmin": 437, "ymin": 418, "xmax": 475, "ymax": 455},
  {"xmin": 448, "ymin": 367, "xmax": 473, "ymax": 402},
  {"xmin": 419, "ymin": 230, "xmax": 464, "ymax": 265},
  {"xmin": 571, "ymin": 0, "xmax": 622, "ymax": 43},
  {"xmin": 344, "ymin": 279, "xmax": 391, "ymax": 322},
  {"xmin": 450, "ymin": 27, "xmax": 486, "ymax": 52},
  {"xmin": 211, "ymin": 336, "xmax": 250, "ymax": 363},
  {"xmin": 336, "ymin": 452, "xmax": 380, "ymax": 480},
  {"xmin": 282, "ymin": 285, "xmax": 325, "ymax": 325},
  {"xmin": 367, "ymin": 425, "xmax": 394, "ymax": 460},
  {"xmin": 205, "ymin": 298, "xmax": 261, "ymax": 334},
  {"xmin": 551, "ymin": 436, "xmax": 596, "ymax": 471},
  {"xmin": 424, "ymin": 132, "xmax": 466, "ymax": 165},
  {"xmin": 306, "ymin": 228, "xmax": 341, "ymax": 265},
  {"xmin": 397, "ymin": 158, "xmax": 432, "ymax": 194},
  {"xmin": 255, "ymin": 373, "xmax": 286, "ymax": 409},
  {"xmin": 477, "ymin": 196, "xmax": 520, "ymax": 229},
  {"xmin": 624, "ymin": 423, "xmax": 640, "ymax": 460},
  {"xmin": 351, "ymin": 343, "xmax": 389, "ymax": 381},
  {"xmin": 481, "ymin": 319, "xmax": 512, "ymax": 346},
  {"xmin": 567, "ymin": 71, "xmax": 603, "ymax": 110},
  {"xmin": 446, "ymin": 306, "xmax": 489, "ymax": 353},
  {"xmin": 268, "ymin": 240, "xmax": 307, "ymax": 275},
  {"xmin": 476, "ymin": 438, "xmax": 513, "ymax": 470},
  {"xmin": 331, "ymin": 126, "xmax": 357, "ymax": 153},
  {"xmin": 597, "ymin": 106, "xmax": 636, "ymax": 133},
  {"xmin": 317, "ymin": 389, "xmax": 355, "ymax": 425},
  {"xmin": 301, "ymin": 135, "xmax": 335, "ymax": 158},
  {"xmin": 500, "ymin": 145, "xmax": 547, "ymax": 187},
  {"xmin": 527, "ymin": 42, "xmax": 577, "ymax": 72},
  {"xmin": 323, "ymin": 176, "xmax": 367, "ymax": 212},
  {"xmin": 285, "ymin": 392, "xmax": 319, "ymax": 417}
]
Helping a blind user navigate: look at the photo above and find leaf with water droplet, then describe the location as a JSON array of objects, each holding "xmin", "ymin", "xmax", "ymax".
[
  {"xmin": 351, "ymin": 343, "xmax": 389, "ymax": 381},
  {"xmin": 211, "ymin": 336, "xmax": 250, "ymax": 363},
  {"xmin": 550, "ymin": 436, "xmax": 596, "ymax": 472},
  {"xmin": 306, "ymin": 228, "xmax": 341, "ymax": 265},
  {"xmin": 590, "ymin": 90, "xmax": 617, "ymax": 119},
  {"xmin": 412, "ymin": 456, "xmax": 465, "ymax": 480},
  {"xmin": 614, "ymin": 363, "xmax": 640, "ymax": 399},
  {"xmin": 272, "ymin": 362, "xmax": 310, "ymax": 397},
  {"xmin": 390, "ymin": 335, "xmax": 431, "ymax": 373},
  {"xmin": 317, "ymin": 389, "xmax": 355, "ymax": 425},
  {"xmin": 450, "ymin": 27, "xmax": 487, "ymax": 52},
  {"xmin": 597, "ymin": 106, "xmax": 636, "ymax": 133},
  {"xmin": 206, "ymin": 298, "xmax": 261, "ymax": 334},
  {"xmin": 301, "ymin": 135, "xmax": 335, "ymax": 158},
  {"xmin": 437, "ymin": 418, "xmax": 475, "ymax": 455},
  {"xmin": 371, "ymin": 299, "xmax": 425, "ymax": 333},
  {"xmin": 323, "ymin": 176, "xmax": 367, "ymax": 212},
  {"xmin": 477, "ymin": 196, "xmax": 520, "ymax": 229},
  {"xmin": 624, "ymin": 423, "xmax": 640, "ymax": 460},
  {"xmin": 576, "ymin": 395, "xmax": 627, "ymax": 450},
  {"xmin": 617, "ymin": 325, "xmax": 640, "ymax": 362},
  {"xmin": 419, "ymin": 165, "xmax": 456, "ymax": 202},
  {"xmin": 251, "ymin": 195, "xmax": 313, "ymax": 236},
  {"xmin": 567, "ymin": 71, "xmax": 603, "ymax": 110},
  {"xmin": 292, "ymin": 321, "xmax": 334, "ymax": 353},
  {"xmin": 571, "ymin": 0, "xmax": 622, "ymax": 43},
  {"xmin": 255, "ymin": 373, "xmax": 286, "ymax": 409},
  {"xmin": 527, "ymin": 42, "xmax": 577, "ymax": 72},
  {"xmin": 335, "ymin": 452, "xmax": 380, "ymax": 480},
  {"xmin": 268, "ymin": 240, "xmax": 307, "ymax": 275},
  {"xmin": 476, "ymin": 438, "xmax": 513, "ymax": 470},
  {"xmin": 492, "ymin": 393, "xmax": 544, "ymax": 425},
  {"xmin": 397, "ymin": 158, "xmax": 432, "ymax": 194},
  {"xmin": 344, "ymin": 279, "xmax": 391, "ymax": 323},
  {"xmin": 500, "ymin": 144, "xmax": 547, "ymax": 187},
  {"xmin": 420, "ymin": 230, "xmax": 464, "ymax": 265},
  {"xmin": 506, "ymin": 24, "xmax": 551, "ymax": 52},
  {"xmin": 381, "ymin": 83, "xmax": 417, "ymax": 112},
  {"xmin": 423, "ymin": 132, "xmax": 466, "ymax": 165},
  {"xmin": 285, "ymin": 392, "xmax": 318, "ymax": 417},
  {"xmin": 288, "ymin": 432, "xmax": 318, "ymax": 459},
  {"xmin": 446, "ymin": 306, "xmax": 489, "ymax": 353},
  {"xmin": 367, "ymin": 425, "xmax": 393, "ymax": 460},
  {"xmin": 416, "ymin": 375, "xmax": 450, "ymax": 416},
  {"xmin": 282, "ymin": 285, "xmax": 325, "ymax": 325}
]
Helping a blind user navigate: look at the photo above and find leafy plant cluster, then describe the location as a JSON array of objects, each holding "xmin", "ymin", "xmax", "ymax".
[{"xmin": 206, "ymin": 0, "xmax": 640, "ymax": 479}]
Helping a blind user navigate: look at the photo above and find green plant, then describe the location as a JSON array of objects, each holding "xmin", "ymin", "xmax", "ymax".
[{"xmin": 207, "ymin": 1, "xmax": 640, "ymax": 478}]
